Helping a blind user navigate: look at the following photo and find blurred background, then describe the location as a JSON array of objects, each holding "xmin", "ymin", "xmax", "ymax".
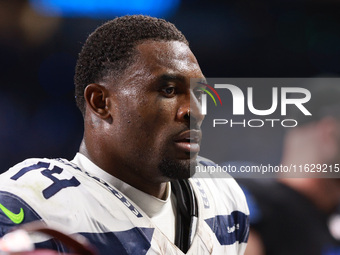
[{"xmin": 1, "ymin": 0, "xmax": 340, "ymax": 172}]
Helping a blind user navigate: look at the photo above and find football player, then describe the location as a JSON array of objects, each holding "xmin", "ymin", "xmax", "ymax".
[{"xmin": 0, "ymin": 15, "xmax": 249, "ymax": 254}]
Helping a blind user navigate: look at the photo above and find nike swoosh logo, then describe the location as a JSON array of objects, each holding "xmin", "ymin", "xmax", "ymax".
[{"xmin": 0, "ymin": 203, "xmax": 24, "ymax": 224}]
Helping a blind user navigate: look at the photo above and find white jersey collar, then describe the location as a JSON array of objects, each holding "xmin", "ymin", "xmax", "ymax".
[{"xmin": 72, "ymin": 153, "xmax": 172, "ymax": 218}]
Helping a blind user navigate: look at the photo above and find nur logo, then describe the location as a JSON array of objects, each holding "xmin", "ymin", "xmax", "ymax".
[
  {"xmin": 198, "ymin": 83, "xmax": 311, "ymax": 117},
  {"xmin": 197, "ymin": 82, "xmax": 223, "ymax": 115}
]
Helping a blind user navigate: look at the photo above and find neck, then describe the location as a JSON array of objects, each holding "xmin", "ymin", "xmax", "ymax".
[{"xmin": 79, "ymin": 139, "xmax": 168, "ymax": 199}]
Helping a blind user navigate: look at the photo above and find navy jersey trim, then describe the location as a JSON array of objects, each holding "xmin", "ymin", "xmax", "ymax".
[
  {"xmin": 0, "ymin": 191, "xmax": 42, "ymax": 230},
  {"xmin": 0, "ymin": 191, "xmax": 64, "ymax": 251},
  {"xmin": 205, "ymin": 211, "xmax": 249, "ymax": 245},
  {"xmin": 80, "ymin": 227, "xmax": 154, "ymax": 255}
]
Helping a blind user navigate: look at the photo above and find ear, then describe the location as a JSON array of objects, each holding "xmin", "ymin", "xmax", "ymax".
[{"xmin": 84, "ymin": 83, "xmax": 111, "ymax": 119}]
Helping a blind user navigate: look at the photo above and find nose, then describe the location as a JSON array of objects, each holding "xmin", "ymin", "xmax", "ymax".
[{"xmin": 177, "ymin": 92, "xmax": 204, "ymax": 129}]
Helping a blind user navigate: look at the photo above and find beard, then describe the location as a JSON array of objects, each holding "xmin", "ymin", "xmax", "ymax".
[{"xmin": 158, "ymin": 157, "xmax": 198, "ymax": 180}]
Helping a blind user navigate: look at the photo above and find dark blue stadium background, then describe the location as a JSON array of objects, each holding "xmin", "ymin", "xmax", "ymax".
[{"xmin": 1, "ymin": 0, "xmax": 339, "ymax": 172}]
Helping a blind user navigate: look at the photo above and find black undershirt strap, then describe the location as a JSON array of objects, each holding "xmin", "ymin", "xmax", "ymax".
[{"xmin": 171, "ymin": 179, "xmax": 198, "ymax": 253}]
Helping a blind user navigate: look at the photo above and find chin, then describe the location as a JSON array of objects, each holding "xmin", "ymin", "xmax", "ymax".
[{"xmin": 158, "ymin": 157, "xmax": 197, "ymax": 180}]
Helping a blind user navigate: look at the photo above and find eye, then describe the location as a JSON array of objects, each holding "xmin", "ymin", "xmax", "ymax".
[{"xmin": 161, "ymin": 86, "xmax": 176, "ymax": 97}]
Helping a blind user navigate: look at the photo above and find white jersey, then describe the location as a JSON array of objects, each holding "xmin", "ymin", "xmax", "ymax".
[{"xmin": 0, "ymin": 155, "xmax": 249, "ymax": 254}]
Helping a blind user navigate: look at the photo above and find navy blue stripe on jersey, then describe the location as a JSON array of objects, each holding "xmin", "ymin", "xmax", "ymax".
[
  {"xmin": 0, "ymin": 191, "xmax": 42, "ymax": 230},
  {"xmin": 80, "ymin": 227, "xmax": 154, "ymax": 255},
  {"xmin": 0, "ymin": 191, "xmax": 74, "ymax": 251},
  {"xmin": 0, "ymin": 191, "xmax": 63, "ymax": 252},
  {"xmin": 205, "ymin": 211, "xmax": 249, "ymax": 245}
]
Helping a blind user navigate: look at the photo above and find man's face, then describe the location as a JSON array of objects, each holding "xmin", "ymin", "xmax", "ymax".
[{"xmin": 103, "ymin": 40, "xmax": 204, "ymax": 183}]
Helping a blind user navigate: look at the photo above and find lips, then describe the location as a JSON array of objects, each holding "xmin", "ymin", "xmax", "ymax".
[{"xmin": 173, "ymin": 130, "xmax": 201, "ymax": 154}]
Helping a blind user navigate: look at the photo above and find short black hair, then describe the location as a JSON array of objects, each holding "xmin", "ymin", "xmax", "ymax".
[{"xmin": 74, "ymin": 15, "xmax": 188, "ymax": 114}]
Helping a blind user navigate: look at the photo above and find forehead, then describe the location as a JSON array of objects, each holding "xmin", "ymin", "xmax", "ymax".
[{"xmin": 134, "ymin": 40, "xmax": 204, "ymax": 79}]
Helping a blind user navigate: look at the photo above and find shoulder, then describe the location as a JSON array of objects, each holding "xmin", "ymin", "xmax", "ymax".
[
  {"xmin": 1, "ymin": 157, "xmax": 81, "ymax": 179},
  {"xmin": 0, "ymin": 157, "xmax": 108, "ymax": 240},
  {"xmin": 0, "ymin": 157, "xmax": 83, "ymax": 196},
  {"xmin": 0, "ymin": 158, "xmax": 86, "ymax": 225}
]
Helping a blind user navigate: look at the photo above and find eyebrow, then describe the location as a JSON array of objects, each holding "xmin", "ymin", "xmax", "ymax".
[
  {"xmin": 157, "ymin": 74, "xmax": 207, "ymax": 85},
  {"xmin": 158, "ymin": 74, "xmax": 186, "ymax": 83}
]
